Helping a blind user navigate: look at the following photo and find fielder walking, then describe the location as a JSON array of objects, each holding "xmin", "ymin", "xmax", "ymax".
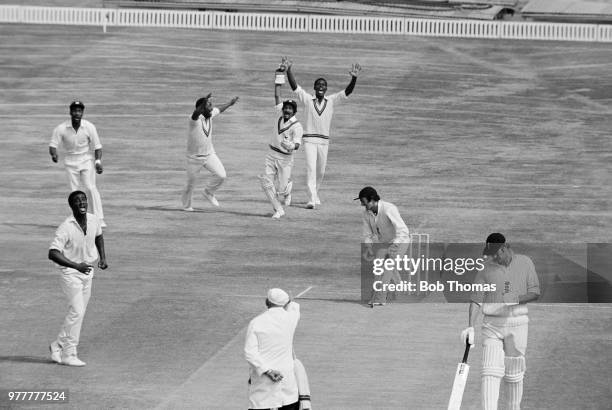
[
  {"xmin": 181, "ymin": 93, "xmax": 239, "ymax": 210},
  {"xmin": 245, "ymin": 288, "xmax": 301, "ymax": 410},
  {"xmin": 461, "ymin": 233, "xmax": 540, "ymax": 410},
  {"xmin": 258, "ymin": 65, "xmax": 303, "ymax": 219},
  {"xmin": 284, "ymin": 57, "xmax": 361, "ymax": 209},
  {"xmin": 49, "ymin": 101, "xmax": 106, "ymax": 228},
  {"xmin": 48, "ymin": 190, "xmax": 108, "ymax": 367},
  {"xmin": 356, "ymin": 186, "xmax": 411, "ymax": 307}
]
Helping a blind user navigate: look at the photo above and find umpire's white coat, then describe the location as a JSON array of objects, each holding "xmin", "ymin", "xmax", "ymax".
[{"xmin": 245, "ymin": 302, "xmax": 300, "ymax": 409}]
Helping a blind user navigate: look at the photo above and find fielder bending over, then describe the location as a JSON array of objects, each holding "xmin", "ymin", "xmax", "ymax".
[
  {"xmin": 284, "ymin": 57, "xmax": 360, "ymax": 209},
  {"xmin": 258, "ymin": 64, "xmax": 303, "ymax": 219},
  {"xmin": 462, "ymin": 233, "xmax": 540, "ymax": 410},
  {"xmin": 181, "ymin": 92, "xmax": 239, "ymax": 210}
]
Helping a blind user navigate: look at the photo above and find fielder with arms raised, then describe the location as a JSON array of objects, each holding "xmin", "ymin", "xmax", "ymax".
[
  {"xmin": 461, "ymin": 233, "xmax": 540, "ymax": 410},
  {"xmin": 258, "ymin": 63, "xmax": 303, "ymax": 219},
  {"xmin": 284, "ymin": 57, "xmax": 360, "ymax": 209}
]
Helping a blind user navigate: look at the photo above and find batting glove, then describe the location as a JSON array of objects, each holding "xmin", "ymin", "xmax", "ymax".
[{"xmin": 460, "ymin": 326, "xmax": 474, "ymax": 347}]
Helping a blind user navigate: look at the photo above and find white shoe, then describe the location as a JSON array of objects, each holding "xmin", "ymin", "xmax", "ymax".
[
  {"xmin": 183, "ymin": 206, "xmax": 194, "ymax": 212},
  {"xmin": 272, "ymin": 208, "xmax": 285, "ymax": 219},
  {"xmin": 283, "ymin": 194, "xmax": 291, "ymax": 207},
  {"xmin": 61, "ymin": 355, "xmax": 86, "ymax": 367},
  {"xmin": 100, "ymin": 219, "xmax": 107, "ymax": 228},
  {"xmin": 49, "ymin": 341, "xmax": 62, "ymax": 364},
  {"xmin": 203, "ymin": 190, "xmax": 220, "ymax": 207},
  {"xmin": 306, "ymin": 202, "xmax": 315, "ymax": 209},
  {"xmin": 368, "ymin": 302, "xmax": 386, "ymax": 308}
]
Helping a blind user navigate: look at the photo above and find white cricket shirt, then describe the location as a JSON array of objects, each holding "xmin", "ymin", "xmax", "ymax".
[
  {"xmin": 294, "ymin": 85, "xmax": 347, "ymax": 145},
  {"xmin": 49, "ymin": 119, "xmax": 102, "ymax": 166},
  {"xmin": 186, "ymin": 107, "xmax": 220, "ymax": 158},
  {"xmin": 362, "ymin": 200, "xmax": 411, "ymax": 244},
  {"xmin": 49, "ymin": 213, "xmax": 102, "ymax": 273}
]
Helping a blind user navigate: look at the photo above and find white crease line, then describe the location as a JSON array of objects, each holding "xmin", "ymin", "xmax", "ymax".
[{"xmin": 534, "ymin": 303, "xmax": 612, "ymax": 309}]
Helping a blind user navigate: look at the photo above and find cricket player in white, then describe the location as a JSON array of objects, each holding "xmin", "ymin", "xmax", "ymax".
[
  {"xmin": 49, "ymin": 101, "xmax": 106, "ymax": 228},
  {"xmin": 181, "ymin": 93, "xmax": 239, "ymax": 210},
  {"xmin": 284, "ymin": 57, "xmax": 361, "ymax": 209},
  {"xmin": 356, "ymin": 186, "xmax": 411, "ymax": 307},
  {"xmin": 48, "ymin": 190, "xmax": 107, "ymax": 367},
  {"xmin": 461, "ymin": 233, "xmax": 540, "ymax": 410},
  {"xmin": 245, "ymin": 289, "xmax": 301, "ymax": 410},
  {"xmin": 258, "ymin": 68, "xmax": 304, "ymax": 219}
]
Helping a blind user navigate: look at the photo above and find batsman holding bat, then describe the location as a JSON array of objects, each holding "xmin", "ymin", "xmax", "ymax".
[{"xmin": 461, "ymin": 233, "xmax": 540, "ymax": 410}]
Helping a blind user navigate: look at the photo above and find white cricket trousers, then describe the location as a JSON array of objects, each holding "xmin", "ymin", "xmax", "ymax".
[
  {"xmin": 303, "ymin": 141, "xmax": 328, "ymax": 204},
  {"xmin": 56, "ymin": 269, "xmax": 93, "ymax": 356},
  {"xmin": 181, "ymin": 153, "xmax": 227, "ymax": 208},
  {"xmin": 65, "ymin": 156, "xmax": 104, "ymax": 220}
]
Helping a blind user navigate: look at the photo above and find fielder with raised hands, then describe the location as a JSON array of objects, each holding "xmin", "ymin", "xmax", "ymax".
[
  {"xmin": 461, "ymin": 233, "xmax": 540, "ymax": 410},
  {"xmin": 257, "ymin": 63, "xmax": 304, "ymax": 219},
  {"xmin": 181, "ymin": 92, "xmax": 239, "ymax": 210},
  {"xmin": 284, "ymin": 56, "xmax": 361, "ymax": 209}
]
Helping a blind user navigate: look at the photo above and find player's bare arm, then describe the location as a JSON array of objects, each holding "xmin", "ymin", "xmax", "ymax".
[
  {"xmin": 345, "ymin": 63, "xmax": 361, "ymax": 96},
  {"xmin": 94, "ymin": 148, "xmax": 103, "ymax": 174},
  {"xmin": 217, "ymin": 96, "xmax": 239, "ymax": 113},
  {"xmin": 49, "ymin": 146, "xmax": 58, "ymax": 163},
  {"xmin": 274, "ymin": 83, "xmax": 283, "ymax": 105},
  {"xmin": 48, "ymin": 249, "xmax": 93, "ymax": 274},
  {"xmin": 95, "ymin": 234, "xmax": 108, "ymax": 270}
]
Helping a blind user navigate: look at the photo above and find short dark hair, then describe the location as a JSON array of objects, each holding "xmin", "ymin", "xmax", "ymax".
[
  {"xmin": 313, "ymin": 77, "xmax": 327, "ymax": 88},
  {"xmin": 68, "ymin": 190, "xmax": 87, "ymax": 206},
  {"xmin": 355, "ymin": 186, "xmax": 380, "ymax": 202},
  {"xmin": 195, "ymin": 97, "xmax": 208, "ymax": 109}
]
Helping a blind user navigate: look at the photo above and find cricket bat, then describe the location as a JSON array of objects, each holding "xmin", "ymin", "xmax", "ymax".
[{"xmin": 447, "ymin": 340, "xmax": 471, "ymax": 410}]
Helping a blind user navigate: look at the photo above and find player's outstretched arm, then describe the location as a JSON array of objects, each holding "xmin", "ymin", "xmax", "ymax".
[
  {"xmin": 284, "ymin": 57, "xmax": 298, "ymax": 91},
  {"xmin": 345, "ymin": 63, "xmax": 361, "ymax": 96},
  {"xmin": 275, "ymin": 83, "xmax": 282, "ymax": 105},
  {"xmin": 218, "ymin": 96, "xmax": 239, "ymax": 113}
]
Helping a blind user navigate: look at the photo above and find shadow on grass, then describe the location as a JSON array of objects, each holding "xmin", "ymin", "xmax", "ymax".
[{"xmin": 0, "ymin": 356, "xmax": 53, "ymax": 364}]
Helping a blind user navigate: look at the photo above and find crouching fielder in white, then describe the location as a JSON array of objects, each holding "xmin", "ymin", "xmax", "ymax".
[
  {"xmin": 48, "ymin": 190, "xmax": 108, "ymax": 367},
  {"xmin": 181, "ymin": 92, "xmax": 239, "ymax": 210},
  {"xmin": 259, "ymin": 68, "xmax": 303, "ymax": 219},
  {"xmin": 461, "ymin": 233, "xmax": 540, "ymax": 410}
]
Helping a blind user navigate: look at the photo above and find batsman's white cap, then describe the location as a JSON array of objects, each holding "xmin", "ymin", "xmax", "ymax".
[{"xmin": 267, "ymin": 288, "xmax": 289, "ymax": 306}]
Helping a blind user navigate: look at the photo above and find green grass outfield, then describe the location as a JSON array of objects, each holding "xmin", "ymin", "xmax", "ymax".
[{"xmin": 0, "ymin": 24, "xmax": 610, "ymax": 409}]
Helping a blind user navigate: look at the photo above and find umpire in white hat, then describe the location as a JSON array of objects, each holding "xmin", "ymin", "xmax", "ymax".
[{"xmin": 245, "ymin": 289, "xmax": 301, "ymax": 410}]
